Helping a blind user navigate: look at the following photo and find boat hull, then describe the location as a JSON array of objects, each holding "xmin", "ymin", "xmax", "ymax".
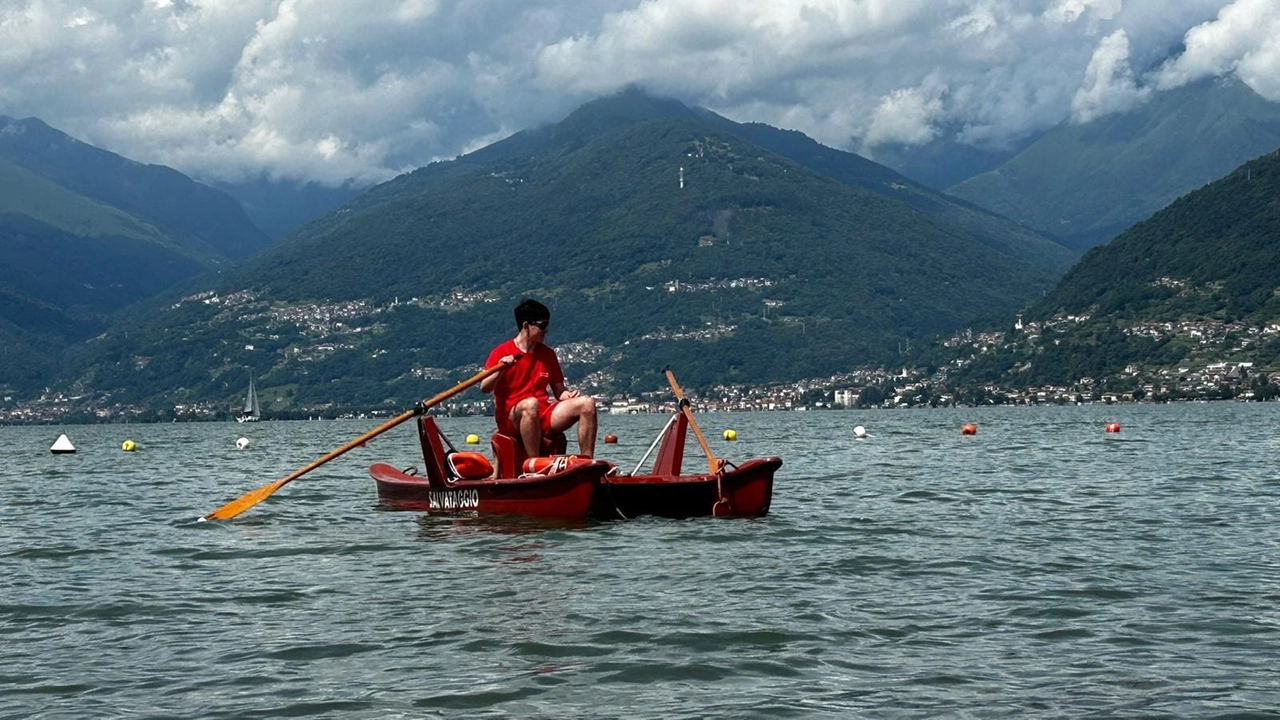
[
  {"xmin": 369, "ymin": 461, "xmax": 607, "ymax": 520},
  {"xmin": 595, "ymin": 456, "xmax": 780, "ymax": 519}
]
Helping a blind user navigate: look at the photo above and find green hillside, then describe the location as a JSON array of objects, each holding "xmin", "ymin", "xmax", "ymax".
[
  {"xmin": 0, "ymin": 156, "xmax": 205, "ymax": 258},
  {"xmin": 56, "ymin": 104, "xmax": 1065, "ymax": 415},
  {"xmin": 935, "ymin": 147, "xmax": 1280, "ymax": 392},
  {"xmin": 0, "ymin": 117, "xmax": 274, "ymax": 389},
  {"xmin": 948, "ymin": 78, "xmax": 1280, "ymax": 251},
  {"xmin": 297, "ymin": 89, "xmax": 1073, "ymax": 274},
  {"xmin": 0, "ymin": 318, "xmax": 60, "ymax": 389},
  {"xmin": 1031, "ymin": 148, "xmax": 1280, "ymax": 323},
  {"xmin": 213, "ymin": 177, "xmax": 361, "ymax": 241},
  {"xmin": 697, "ymin": 112, "xmax": 1076, "ymax": 272},
  {"xmin": 0, "ymin": 116, "xmax": 271, "ymax": 260},
  {"xmin": 868, "ymin": 133, "xmax": 1037, "ymax": 193},
  {"xmin": 0, "ymin": 155, "xmax": 211, "ymax": 387}
]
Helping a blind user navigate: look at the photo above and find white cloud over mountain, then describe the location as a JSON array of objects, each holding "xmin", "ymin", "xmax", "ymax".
[{"xmin": 1, "ymin": 0, "xmax": 1275, "ymax": 187}]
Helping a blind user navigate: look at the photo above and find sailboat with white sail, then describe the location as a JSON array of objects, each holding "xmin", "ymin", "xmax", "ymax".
[{"xmin": 236, "ymin": 377, "xmax": 261, "ymax": 423}]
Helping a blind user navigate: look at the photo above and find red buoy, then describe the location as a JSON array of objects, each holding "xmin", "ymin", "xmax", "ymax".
[
  {"xmin": 522, "ymin": 455, "xmax": 591, "ymax": 474},
  {"xmin": 961, "ymin": 423, "xmax": 977, "ymax": 436},
  {"xmin": 604, "ymin": 434, "xmax": 618, "ymax": 444},
  {"xmin": 1105, "ymin": 422, "xmax": 1121, "ymax": 433}
]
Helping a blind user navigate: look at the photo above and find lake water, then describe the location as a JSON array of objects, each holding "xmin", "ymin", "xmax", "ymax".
[{"xmin": 3, "ymin": 403, "xmax": 1279, "ymax": 719}]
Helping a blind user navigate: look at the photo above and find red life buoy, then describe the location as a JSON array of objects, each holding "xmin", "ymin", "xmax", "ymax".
[{"xmin": 522, "ymin": 455, "xmax": 590, "ymax": 475}]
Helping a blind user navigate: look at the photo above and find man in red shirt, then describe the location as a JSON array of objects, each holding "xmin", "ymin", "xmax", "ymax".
[{"xmin": 481, "ymin": 299, "xmax": 597, "ymax": 459}]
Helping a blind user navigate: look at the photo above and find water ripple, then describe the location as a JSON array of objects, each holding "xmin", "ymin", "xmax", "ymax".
[{"xmin": 3, "ymin": 405, "xmax": 1280, "ymax": 718}]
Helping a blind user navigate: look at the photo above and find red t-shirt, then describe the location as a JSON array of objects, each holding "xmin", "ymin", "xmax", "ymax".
[{"xmin": 485, "ymin": 339, "xmax": 564, "ymax": 434}]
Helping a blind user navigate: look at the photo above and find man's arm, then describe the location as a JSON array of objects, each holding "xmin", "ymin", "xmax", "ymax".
[
  {"xmin": 481, "ymin": 354, "xmax": 516, "ymax": 393},
  {"xmin": 550, "ymin": 381, "xmax": 579, "ymax": 400},
  {"xmin": 547, "ymin": 349, "xmax": 575, "ymax": 400}
]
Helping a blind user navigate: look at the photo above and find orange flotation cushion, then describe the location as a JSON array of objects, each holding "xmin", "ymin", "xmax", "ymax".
[
  {"xmin": 521, "ymin": 455, "xmax": 590, "ymax": 475},
  {"xmin": 447, "ymin": 451, "xmax": 494, "ymax": 480}
]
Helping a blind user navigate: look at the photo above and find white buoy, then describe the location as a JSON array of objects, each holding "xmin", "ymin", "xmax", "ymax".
[
  {"xmin": 853, "ymin": 425, "xmax": 867, "ymax": 439},
  {"xmin": 50, "ymin": 434, "xmax": 76, "ymax": 454},
  {"xmin": 235, "ymin": 437, "xmax": 250, "ymax": 450}
]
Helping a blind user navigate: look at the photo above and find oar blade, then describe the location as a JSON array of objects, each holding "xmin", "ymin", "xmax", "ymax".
[
  {"xmin": 202, "ymin": 477, "xmax": 290, "ymax": 521},
  {"xmin": 200, "ymin": 362, "xmax": 510, "ymax": 521}
]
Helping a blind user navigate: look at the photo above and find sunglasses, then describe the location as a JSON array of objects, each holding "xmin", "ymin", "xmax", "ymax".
[{"xmin": 528, "ymin": 320, "xmax": 549, "ymax": 330}]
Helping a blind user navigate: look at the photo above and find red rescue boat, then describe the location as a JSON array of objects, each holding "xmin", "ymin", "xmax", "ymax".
[
  {"xmin": 369, "ymin": 415, "xmax": 609, "ymax": 520},
  {"xmin": 370, "ymin": 368, "xmax": 780, "ymax": 521},
  {"xmin": 596, "ymin": 410, "xmax": 780, "ymax": 519}
]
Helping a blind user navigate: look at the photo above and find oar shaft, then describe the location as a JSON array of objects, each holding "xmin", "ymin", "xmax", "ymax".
[
  {"xmin": 202, "ymin": 363, "xmax": 507, "ymax": 521},
  {"xmin": 664, "ymin": 368, "xmax": 721, "ymax": 475},
  {"xmin": 274, "ymin": 409, "xmax": 417, "ymax": 486}
]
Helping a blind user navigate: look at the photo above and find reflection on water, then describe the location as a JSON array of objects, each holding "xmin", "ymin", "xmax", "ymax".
[{"xmin": 413, "ymin": 513, "xmax": 597, "ymax": 542}]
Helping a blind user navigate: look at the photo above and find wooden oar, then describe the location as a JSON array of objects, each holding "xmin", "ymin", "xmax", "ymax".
[
  {"xmin": 663, "ymin": 367, "xmax": 723, "ymax": 475},
  {"xmin": 201, "ymin": 363, "xmax": 510, "ymax": 521}
]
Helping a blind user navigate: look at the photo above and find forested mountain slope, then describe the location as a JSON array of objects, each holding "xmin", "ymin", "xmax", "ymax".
[
  {"xmin": 938, "ymin": 147, "xmax": 1280, "ymax": 391},
  {"xmin": 947, "ymin": 78, "xmax": 1280, "ymax": 251},
  {"xmin": 0, "ymin": 117, "xmax": 272, "ymax": 388},
  {"xmin": 56, "ymin": 97, "xmax": 1067, "ymax": 413}
]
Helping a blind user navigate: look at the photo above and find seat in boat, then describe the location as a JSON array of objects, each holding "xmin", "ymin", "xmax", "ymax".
[{"xmin": 491, "ymin": 431, "xmax": 567, "ymax": 478}]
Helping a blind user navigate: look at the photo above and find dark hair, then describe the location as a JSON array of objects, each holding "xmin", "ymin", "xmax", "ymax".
[{"xmin": 514, "ymin": 298, "xmax": 550, "ymax": 329}]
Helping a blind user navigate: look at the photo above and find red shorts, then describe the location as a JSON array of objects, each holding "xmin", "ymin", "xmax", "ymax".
[
  {"xmin": 503, "ymin": 397, "xmax": 557, "ymax": 435},
  {"xmin": 537, "ymin": 398, "xmax": 557, "ymax": 434}
]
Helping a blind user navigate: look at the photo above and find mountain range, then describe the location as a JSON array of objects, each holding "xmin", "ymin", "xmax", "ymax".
[
  {"xmin": 43, "ymin": 90, "xmax": 1073, "ymax": 415},
  {"xmin": 212, "ymin": 177, "xmax": 361, "ymax": 242},
  {"xmin": 297, "ymin": 89, "xmax": 1074, "ymax": 274},
  {"xmin": 933, "ymin": 78, "xmax": 1280, "ymax": 251},
  {"xmin": 0, "ymin": 116, "xmax": 273, "ymax": 387},
  {"xmin": 6, "ymin": 80, "xmax": 1280, "ymax": 417},
  {"xmin": 935, "ymin": 146, "xmax": 1280, "ymax": 393}
]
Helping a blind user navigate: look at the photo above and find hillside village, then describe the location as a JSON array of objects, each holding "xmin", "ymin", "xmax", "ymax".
[
  {"xmin": 7, "ymin": 278, "xmax": 1280, "ymax": 425},
  {"xmin": 5, "ymin": 311, "xmax": 1277, "ymax": 424}
]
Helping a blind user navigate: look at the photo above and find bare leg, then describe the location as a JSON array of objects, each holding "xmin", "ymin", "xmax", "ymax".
[
  {"xmin": 577, "ymin": 402, "xmax": 597, "ymax": 458},
  {"xmin": 509, "ymin": 398, "xmax": 543, "ymax": 459},
  {"xmin": 550, "ymin": 396, "xmax": 597, "ymax": 458}
]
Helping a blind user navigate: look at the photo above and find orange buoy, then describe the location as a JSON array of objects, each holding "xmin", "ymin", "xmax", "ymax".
[
  {"xmin": 1105, "ymin": 422, "xmax": 1121, "ymax": 433},
  {"xmin": 961, "ymin": 423, "xmax": 977, "ymax": 436},
  {"xmin": 604, "ymin": 434, "xmax": 618, "ymax": 444}
]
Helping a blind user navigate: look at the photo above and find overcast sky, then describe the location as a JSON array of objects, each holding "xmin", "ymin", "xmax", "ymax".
[{"xmin": 2, "ymin": 0, "xmax": 1277, "ymax": 188}]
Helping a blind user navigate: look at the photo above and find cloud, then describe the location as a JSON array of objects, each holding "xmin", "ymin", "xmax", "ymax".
[
  {"xmin": 1, "ymin": 1, "xmax": 1274, "ymax": 186},
  {"xmin": 1046, "ymin": 0, "xmax": 1122, "ymax": 24},
  {"xmin": 1155, "ymin": 0, "xmax": 1280, "ymax": 101},
  {"xmin": 1071, "ymin": 30, "xmax": 1151, "ymax": 123},
  {"xmin": 864, "ymin": 84, "xmax": 946, "ymax": 146}
]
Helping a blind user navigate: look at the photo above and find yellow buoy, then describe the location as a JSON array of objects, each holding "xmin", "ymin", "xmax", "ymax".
[
  {"xmin": 723, "ymin": 429, "xmax": 737, "ymax": 441},
  {"xmin": 121, "ymin": 440, "xmax": 137, "ymax": 452},
  {"xmin": 465, "ymin": 434, "xmax": 480, "ymax": 444}
]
